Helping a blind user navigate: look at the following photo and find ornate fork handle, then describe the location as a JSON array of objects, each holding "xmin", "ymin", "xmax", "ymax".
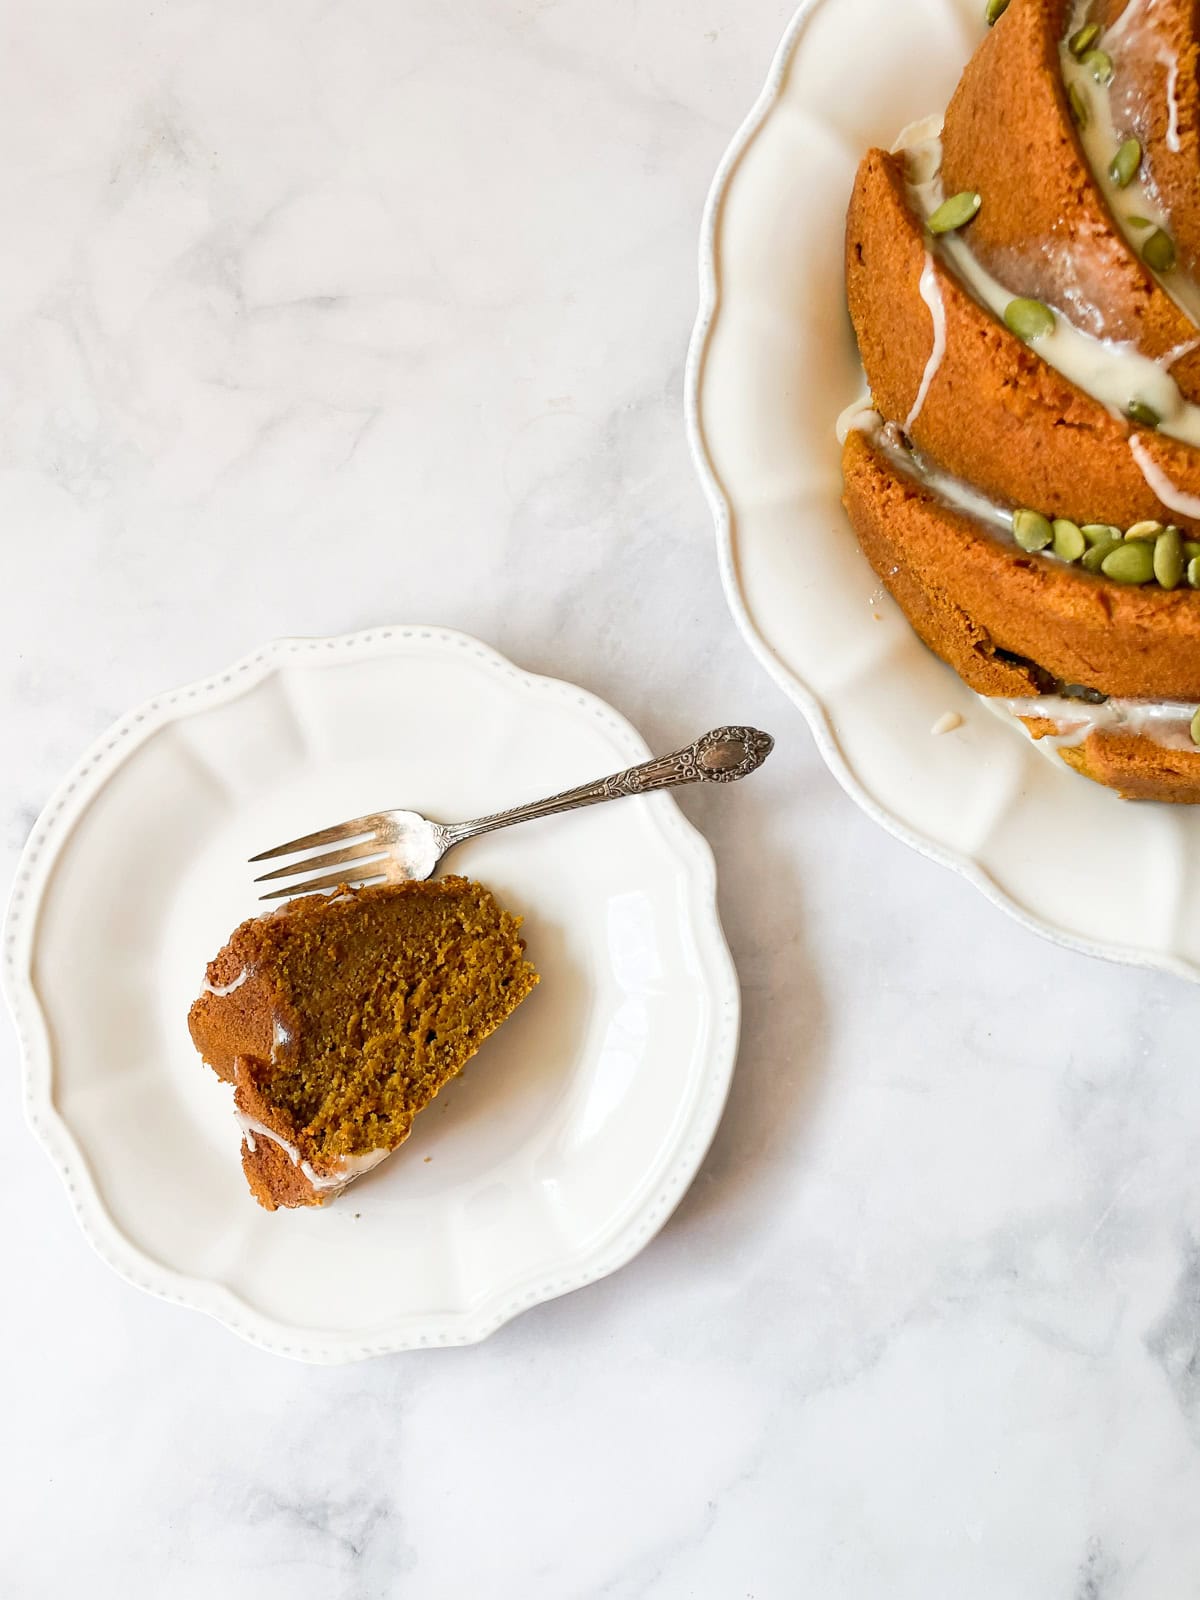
[{"xmin": 440, "ymin": 727, "xmax": 774, "ymax": 851}]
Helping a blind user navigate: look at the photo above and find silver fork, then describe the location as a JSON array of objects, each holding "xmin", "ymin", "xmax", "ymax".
[{"xmin": 251, "ymin": 725, "xmax": 774, "ymax": 900}]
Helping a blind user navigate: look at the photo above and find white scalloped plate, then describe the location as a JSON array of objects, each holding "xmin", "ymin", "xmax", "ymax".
[
  {"xmin": 688, "ymin": 0, "xmax": 1200, "ymax": 983},
  {"xmin": 3, "ymin": 628, "xmax": 739, "ymax": 1361}
]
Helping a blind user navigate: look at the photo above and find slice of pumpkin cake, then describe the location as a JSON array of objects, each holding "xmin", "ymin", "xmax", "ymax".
[{"xmin": 188, "ymin": 877, "xmax": 538, "ymax": 1210}]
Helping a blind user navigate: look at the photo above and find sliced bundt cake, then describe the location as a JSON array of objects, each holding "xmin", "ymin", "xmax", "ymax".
[{"xmin": 840, "ymin": 0, "xmax": 1200, "ymax": 799}]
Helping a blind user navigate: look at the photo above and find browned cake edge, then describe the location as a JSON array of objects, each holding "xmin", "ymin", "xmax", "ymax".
[{"xmin": 842, "ymin": 429, "xmax": 1200, "ymax": 800}]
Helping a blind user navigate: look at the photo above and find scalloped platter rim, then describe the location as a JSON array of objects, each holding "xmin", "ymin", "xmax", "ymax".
[{"xmin": 686, "ymin": 0, "xmax": 1200, "ymax": 984}]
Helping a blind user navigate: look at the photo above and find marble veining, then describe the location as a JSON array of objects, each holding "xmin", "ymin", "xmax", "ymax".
[
  {"xmin": 4, "ymin": 1, "xmax": 1200, "ymax": 1595},
  {"xmin": 1146, "ymin": 1234, "xmax": 1200, "ymax": 1435}
]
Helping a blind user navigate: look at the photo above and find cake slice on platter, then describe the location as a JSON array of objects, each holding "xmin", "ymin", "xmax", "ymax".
[
  {"xmin": 941, "ymin": 0, "xmax": 1200, "ymax": 379},
  {"xmin": 188, "ymin": 877, "xmax": 538, "ymax": 1210}
]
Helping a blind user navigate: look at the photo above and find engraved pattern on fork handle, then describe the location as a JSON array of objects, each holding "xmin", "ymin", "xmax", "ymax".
[{"xmin": 440, "ymin": 727, "xmax": 774, "ymax": 850}]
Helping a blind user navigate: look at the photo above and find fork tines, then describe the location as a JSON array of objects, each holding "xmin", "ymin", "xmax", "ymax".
[{"xmin": 250, "ymin": 814, "xmax": 390, "ymax": 900}]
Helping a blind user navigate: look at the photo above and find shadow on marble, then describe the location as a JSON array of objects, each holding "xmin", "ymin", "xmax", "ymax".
[
  {"xmin": 474, "ymin": 763, "xmax": 827, "ymax": 1354},
  {"xmin": 662, "ymin": 776, "xmax": 828, "ymax": 1239}
]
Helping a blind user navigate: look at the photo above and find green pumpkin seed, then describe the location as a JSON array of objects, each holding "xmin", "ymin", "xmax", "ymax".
[
  {"xmin": 1144, "ymin": 229, "xmax": 1178, "ymax": 272},
  {"xmin": 1004, "ymin": 298, "xmax": 1056, "ymax": 342},
  {"xmin": 985, "ymin": 0, "xmax": 1010, "ymax": 20},
  {"xmin": 1082, "ymin": 522, "xmax": 1123, "ymax": 545},
  {"xmin": 1013, "ymin": 509, "xmax": 1053, "ymax": 551},
  {"xmin": 1189, "ymin": 557, "xmax": 1200, "ymax": 588},
  {"xmin": 1084, "ymin": 48, "xmax": 1114, "ymax": 84},
  {"xmin": 1125, "ymin": 519, "xmax": 1165, "ymax": 540},
  {"xmin": 1102, "ymin": 541, "xmax": 1156, "ymax": 583},
  {"xmin": 1109, "ymin": 138, "xmax": 1142, "ymax": 189},
  {"xmin": 1184, "ymin": 540, "xmax": 1200, "ymax": 562},
  {"xmin": 1052, "ymin": 519, "xmax": 1087, "ymax": 562},
  {"xmin": 1083, "ymin": 537, "xmax": 1122, "ymax": 571},
  {"xmin": 1155, "ymin": 526, "xmax": 1184, "ymax": 589},
  {"xmin": 1127, "ymin": 400, "xmax": 1162, "ymax": 428},
  {"xmin": 1127, "ymin": 215, "xmax": 1155, "ymax": 230},
  {"xmin": 1069, "ymin": 22, "xmax": 1101, "ymax": 55},
  {"xmin": 1192, "ymin": 709, "xmax": 1200, "ymax": 747},
  {"xmin": 1069, "ymin": 82, "xmax": 1091, "ymax": 128},
  {"xmin": 928, "ymin": 191, "xmax": 982, "ymax": 234}
]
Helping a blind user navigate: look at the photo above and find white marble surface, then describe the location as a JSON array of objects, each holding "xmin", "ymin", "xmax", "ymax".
[{"xmin": 4, "ymin": 0, "xmax": 1200, "ymax": 1593}]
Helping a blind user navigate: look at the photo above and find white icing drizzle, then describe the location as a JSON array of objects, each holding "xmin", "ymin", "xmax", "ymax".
[
  {"xmin": 340, "ymin": 1149, "xmax": 390, "ymax": 1179},
  {"xmin": 272, "ymin": 1018, "xmax": 291, "ymax": 1057},
  {"xmin": 301, "ymin": 1150, "xmax": 389, "ymax": 1191},
  {"xmin": 865, "ymin": 411, "xmax": 1015, "ymax": 532},
  {"xmin": 913, "ymin": 453, "xmax": 1015, "ymax": 531},
  {"xmin": 905, "ymin": 253, "xmax": 948, "ymax": 432},
  {"xmin": 1102, "ymin": 0, "xmax": 1150, "ymax": 50},
  {"xmin": 1160, "ymin": 47, "xmax": 1182, "ymax": 153},
  {"xmin": 236, "ymin": 1112, "xmax": 303, "ymax": 1164},
  {"xmin": 203, "ymin": 968, "xmax": 249, "ymax": 997},
  {"xmin": 891, "ymin": 114, "xmax": 945, "ymax": 159},
  {"xmin": 1129, "ymin": 431, "xmax": 1200, "ymax": 514},
  {"xmin": 999, "ymin": 694, "xmax": 1200, "ymax": 755},
  {"xmin": 901, "ymin": 122, "xmax": 944, "ymax": 186},
  {"xmin": 901, "ymin": 128, "xmax": 1200, "ymax": 448},
  {"xmin": 234, "ymin": 1112, "xmax": 389, "ymax": 1193},
  {"xmin": 836, "ymin": 395, "xmax": 882, "ymax": 444}
]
